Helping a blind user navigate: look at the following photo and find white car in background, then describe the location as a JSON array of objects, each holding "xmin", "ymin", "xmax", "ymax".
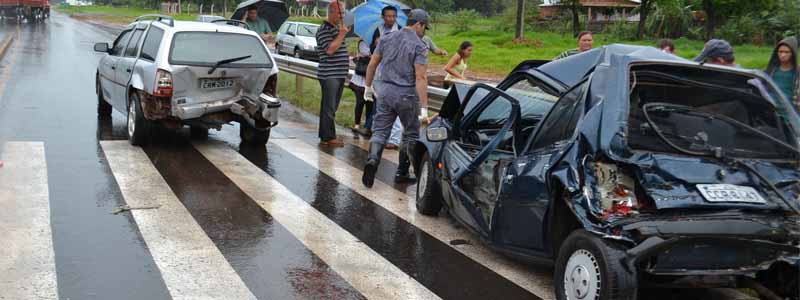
[
  {"xmin": 93, "ymin": 14, "xmax": 281, "ymax": 146},
  {"xmin": 275, "ymin": 21, "xmax": 319, "ymax": 61}
]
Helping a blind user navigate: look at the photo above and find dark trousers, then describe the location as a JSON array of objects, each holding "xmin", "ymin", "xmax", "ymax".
[
  {"xmin": 349, "ymin": 83, "xmax": 374, "ymax": 128},
  {"xmin": 318, "ymin": 78, "xmax": 345, "ymax": 140},
  {"xmin": 370, "ymin": 83, "xmax": 420, "ymax": 149}
]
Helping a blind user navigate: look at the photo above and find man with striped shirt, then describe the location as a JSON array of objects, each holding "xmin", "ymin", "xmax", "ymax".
[{"xmin": 315, "ymin": 1, "xmax": 349, "ymax": 146}]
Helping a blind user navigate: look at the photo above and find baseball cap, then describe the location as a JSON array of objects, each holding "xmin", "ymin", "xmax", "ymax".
[
  {"xmin": 407, "ymin": 9, "xmax": 431, "ymax": 30},
  {"xmin": 694, "ymin": 39, "xmax": 735, "ymax": 63}
]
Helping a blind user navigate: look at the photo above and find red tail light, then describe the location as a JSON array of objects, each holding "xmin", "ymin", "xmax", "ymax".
[{"xmin": 153, "ymin": 69, "xmax": 173, "ymax": 98}]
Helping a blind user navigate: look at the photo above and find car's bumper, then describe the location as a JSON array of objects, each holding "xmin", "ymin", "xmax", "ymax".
[
  {"xmin": 173, "ymin": 94, "xmax": 281, "ymax": 129},
  {"xmin": 616, "ymin": 214, "xmax": 800, "ymax": 276}
]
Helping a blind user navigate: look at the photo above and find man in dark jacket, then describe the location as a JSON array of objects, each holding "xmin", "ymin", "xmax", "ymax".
[{"xmin": 766, "ymin": 36, "xmax": 800, "ymax": 110}]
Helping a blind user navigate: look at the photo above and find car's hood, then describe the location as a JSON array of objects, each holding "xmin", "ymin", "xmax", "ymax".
[
  {"xmin": 627, "ymin": 152, "xmax": 800, "ymax": 211},
  {"xmin": 296, "ymin": 36, "xmax": 316, "ymax": 47}
]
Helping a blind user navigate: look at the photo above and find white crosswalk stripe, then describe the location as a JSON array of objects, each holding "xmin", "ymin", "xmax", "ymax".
[
  {"xmin": 100, "ymin": 141, "xmax": 257, "ymax": 300},
  {"xmin": 269, "ymin": 138, "xmax": 556, "ymax": 299},
  {"xmin": 0, "ymin": 142, "xmax": 59, "ymax": 300},
  {"xmin": 194, "ymin": 141, "xmax": 442, "ymax": 300}
]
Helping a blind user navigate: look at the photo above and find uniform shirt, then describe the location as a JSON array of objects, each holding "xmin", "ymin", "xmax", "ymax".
[
  {"xmin": 375, "ymin": 28, "xmax": 428, "ymax": 87},
  {"xmin": 315, "ymin": 21, "xmax": 349, "ymax": 80},
  {"xmin": 422, "ymin": 35, "xmax": 440, "ymax": 53},
  {"xmin": 246, "ymin": 18, "xmax": 272, "ymax": 35}
]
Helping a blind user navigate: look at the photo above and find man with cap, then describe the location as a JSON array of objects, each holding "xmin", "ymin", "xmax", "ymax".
[
  {"xmin": 361, "ymin": 9, "xmax": 431, "ymax": 188},
  {"xmin": 694, "ymin": 39, "xmax": 737, "ymax": 67}
]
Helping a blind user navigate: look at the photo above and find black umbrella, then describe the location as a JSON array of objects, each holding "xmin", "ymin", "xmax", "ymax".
[{"xmin": 231, "ymin": 0, "xmax": 289, "ymax": 33}]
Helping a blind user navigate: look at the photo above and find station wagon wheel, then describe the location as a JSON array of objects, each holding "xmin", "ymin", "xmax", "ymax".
[
  {"xmin": 96, "ymin": 75, "xmax": 112, "ymax": 120},
  {"xmin": 127, "ymin": 92, "xmax": 151, "ymax": 146},
  {"xmin": 293, "ymin": 47, "xmax": 301, "ymax": 59},
  {"xmin": 555, "ymin": 230, "xmax": 637, "ymax": 300},
  {"xmin": 190, "ymin": 126, "xmax": 209, "ymax": 140},
  {"xmin": 239, "ymin": 122, "xmax": 270, "ymax": 145},
  {"xmin": 415, "ymin": 152, "xmax": 443, "ymax": 216}
]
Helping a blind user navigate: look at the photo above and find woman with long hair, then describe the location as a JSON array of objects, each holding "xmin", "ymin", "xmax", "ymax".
[{"xmin": 444, "ymin": 41, "xmax": 473, "ymax": 88}]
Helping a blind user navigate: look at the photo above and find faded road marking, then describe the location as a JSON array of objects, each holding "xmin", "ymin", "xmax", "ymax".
[
  {"xmin": 0, "ymin": 142, "xmax": 58, "ymax": 300},
  {"xmin": 195, "ymin": 141, "xmax": 441, "ymax": 300},
  {"xmin": 101, "ymin": 141, "xmax": 256, "ymax": 300}
]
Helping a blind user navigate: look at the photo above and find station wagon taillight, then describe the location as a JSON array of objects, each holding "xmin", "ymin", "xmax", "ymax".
[{"xmin": 153, "ymin": 69, "xmax": 173, "ymax": 98}]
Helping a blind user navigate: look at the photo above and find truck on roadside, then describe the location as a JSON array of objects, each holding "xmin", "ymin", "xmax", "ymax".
[{"xmin": 1, "ymin": 0, "xmax": 49, "ymax": 22}]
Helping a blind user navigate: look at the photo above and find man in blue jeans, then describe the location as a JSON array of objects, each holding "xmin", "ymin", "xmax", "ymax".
[
  {"xmin": 362, "ymin": 9, "xmax": 431, "ymax": 188},
  {"xmin": 315, "ymin": 1, "xmax": 349, "ymax": 147}
]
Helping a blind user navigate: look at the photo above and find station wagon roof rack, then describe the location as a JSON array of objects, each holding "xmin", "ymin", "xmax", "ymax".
[
  {"xmin": 210, "ymin": 19, "xmax": 249, "ymax": 29},
  {"xmin": 135, "ymin": 14, "xmax": 175, "ymax": 27}
]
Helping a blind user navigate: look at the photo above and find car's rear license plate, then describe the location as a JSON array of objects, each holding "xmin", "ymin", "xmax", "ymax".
[
  {"xmin": 697, "ymin": 184, "xmax": 766, "ymax": 204},
  {"xmin": 200, "ymin": 78, "xmax": 235, "ymax": 89}
]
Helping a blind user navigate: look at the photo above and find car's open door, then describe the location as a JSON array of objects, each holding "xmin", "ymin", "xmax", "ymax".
[{"xmin": 441, "ymin": 83, "xmax": 520, "ymax": 237}]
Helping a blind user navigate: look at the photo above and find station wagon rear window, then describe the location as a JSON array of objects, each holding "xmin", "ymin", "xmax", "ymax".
[{"xmin": 169, "ymin": 32, "xmax": 272, "ymax": 68}]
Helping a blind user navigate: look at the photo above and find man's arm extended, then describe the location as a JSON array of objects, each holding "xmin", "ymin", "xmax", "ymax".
[
  {"xmin": 365, "ymin": 53, "xmax": 382, "ymax": 87},
  {"xmin": 415, "ymin": 63, "xmax": 428, "ymax": 113}
]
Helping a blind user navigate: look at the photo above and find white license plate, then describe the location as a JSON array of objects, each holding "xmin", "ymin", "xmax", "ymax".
[
  {"xmin": 697, "ymin": 184, "xmax": 766, "ymax": 204},
  {"xmin": 200, "ymin": 78, "xmax": 235, "ymax": 89}
]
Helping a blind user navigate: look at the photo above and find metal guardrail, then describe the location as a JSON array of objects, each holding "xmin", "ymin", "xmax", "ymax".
[{"xmin": 273, "ymin": 53, "xmax": 450, "ymax": 112}]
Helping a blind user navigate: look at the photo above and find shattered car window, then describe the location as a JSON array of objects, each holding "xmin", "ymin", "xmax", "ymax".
[{"xmin": 628, "ymin": 65, "xmax": 799, "ymax": 160}]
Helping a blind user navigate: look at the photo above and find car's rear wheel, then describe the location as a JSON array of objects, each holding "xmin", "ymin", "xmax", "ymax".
[
  {"xmin": 127, "ymin": 92, "xmax": 151, "ymax": 146},
  {"xmin": 240, "ymin": 122, "xmax": 270, "ymax": 145},
  {"xmin": 416, "ymin": 152, "xmax": 443, "ymax": 216},
  {"xmin": 96, "ymin": 77, "xmax": 112, "ymax": 119},
  {"xmin": 555, "ymin": 230, "xmax": 637, "ymax": 300},
  {"xmin": 190, "ymin": 126, "xmax": 209, "ymax": 139}
]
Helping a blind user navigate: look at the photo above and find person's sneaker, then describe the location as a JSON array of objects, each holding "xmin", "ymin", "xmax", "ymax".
[
  {"xmin": 394, "ymin": 172, "xmax": 416, "ymax": 183},
  {"xmin": 385, "ymin": 144, "xmax": 398, "ymax": 150},
  {"xmin": 351, "ymin": 125, "xmax": 361, "ymax": 133},
  {"xmin": 356, "ymin": 127, "xmax": 372, "ymax": 137},
  {"xmin": 320, "ymin": 138, "xmax": 345, "ymax": 147}
]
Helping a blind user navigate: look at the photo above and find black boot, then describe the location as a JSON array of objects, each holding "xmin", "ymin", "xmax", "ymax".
[
  {"xmin": 362, "ymin": 142, "xmax": 384, "ymax": 188},
  {"xmin": 395, "ymin": 143, "xmax": 417, "ymax": 183}
]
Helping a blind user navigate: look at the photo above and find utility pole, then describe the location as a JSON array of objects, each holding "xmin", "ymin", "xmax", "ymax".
[{"xmin": 515, "ymin": 0, "xmax": 525, "ymax": 39}]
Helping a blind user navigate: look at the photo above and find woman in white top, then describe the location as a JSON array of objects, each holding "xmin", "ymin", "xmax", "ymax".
[
  {"xmin": 444, "ymin": 41, "xmax": 473, "ymax": 88},
  {"xmin": 349, "ymin": 39, "xmax": 373, "ymax": 136}
]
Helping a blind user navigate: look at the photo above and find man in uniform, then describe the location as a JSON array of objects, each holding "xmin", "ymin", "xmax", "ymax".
[{"xmin": 361, "ymin": 9, "xmax": 431, "ymax": 188}]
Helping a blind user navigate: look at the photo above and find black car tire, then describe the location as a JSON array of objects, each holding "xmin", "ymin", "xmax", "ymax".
[
  {"xmin": 294, "ymin": 48, "xmax": 301, "ymax": 59},
  {"xmin": 96, "ymin": 77, "xmax": 112, "ymax": 119},
  {"xmin": 190, "ymin": 126, "xmax": 209, "ymax": 139},
  {"xmin": 127, "ymin": 92, "xmax": 151, "ymax": 146},
  {"xmin": 555, "ymin": 230, "xmax": 637, "ymax": 300},
  {"xmin": 240, "ymin": 122, "xmax": 270, "ymax": 145},
  {"xmin": 416, "ymin": 152, "xmax": 443, "ymax": 216}
]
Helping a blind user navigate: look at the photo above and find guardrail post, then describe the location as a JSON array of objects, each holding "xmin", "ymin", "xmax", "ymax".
[{"xmin": 295, "ymin": 74, "xmax": 304, "ymax": 100}]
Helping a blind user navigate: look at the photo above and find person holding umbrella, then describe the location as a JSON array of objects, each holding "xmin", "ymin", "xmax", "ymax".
[
  {"xmin": 361, "ymin": 9, "xmax": 431, "ymax": 188},
  {"xmin": 315, "ymin": 1, "xmax": 349, "ymax": 147},
  {"xmin": 241, "ymin": 5, "xmax": 273, "ymax": 43}
]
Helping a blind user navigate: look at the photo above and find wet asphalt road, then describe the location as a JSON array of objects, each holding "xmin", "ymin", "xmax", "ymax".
[{"xmin": 0, "ymin": 13, "xmax": 745, "ymax": 300}]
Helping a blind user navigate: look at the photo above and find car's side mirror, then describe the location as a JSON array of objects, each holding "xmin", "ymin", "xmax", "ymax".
[
  {"xmin": 94, "ymin": 42, "xmax": 110, "ymax": 53},
  {"xmin": 427, "ymin": 126, "xmax": 449, "ymax": 142}
]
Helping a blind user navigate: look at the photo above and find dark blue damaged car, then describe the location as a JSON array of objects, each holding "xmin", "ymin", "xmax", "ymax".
[{"xmin": 411, "ymin": 45, "xmax": 800, "ymax": 300}]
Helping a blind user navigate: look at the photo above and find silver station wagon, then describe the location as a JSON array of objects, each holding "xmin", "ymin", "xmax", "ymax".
[{"xmin": 94, "ymin": 14, "xmax": 281, "ymax": 145}]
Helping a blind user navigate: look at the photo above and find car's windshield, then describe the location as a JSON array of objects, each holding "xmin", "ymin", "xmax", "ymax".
[
  {"xmin": 628, "ymin": 67, "xmax": 799, "ymax": 160},
  {"xmin": 169, "ymin": 32, "xmax": 272, "ymax": 68},
  {"xmin": 296, "ymin": 24, "xmax": 318, "ymax": 37}
]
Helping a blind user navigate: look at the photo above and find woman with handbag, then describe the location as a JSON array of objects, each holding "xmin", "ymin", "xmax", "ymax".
[{"xmin": 350, "ymin": 39, "xmax": 374, "ymax": 136}]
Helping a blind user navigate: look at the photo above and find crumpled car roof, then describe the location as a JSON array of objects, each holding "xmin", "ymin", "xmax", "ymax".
[{"xmin": 535, "ymin": 44, "xmax": 688, "ymax": 88}]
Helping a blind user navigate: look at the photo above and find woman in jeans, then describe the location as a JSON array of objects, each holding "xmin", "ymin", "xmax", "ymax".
[{"xmin": 350, "ymin": 39, "xmax": 373, "ymax": 136}]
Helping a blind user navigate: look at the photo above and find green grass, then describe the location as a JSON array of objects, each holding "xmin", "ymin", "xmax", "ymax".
[
  {"xmin": 57, "ymin": 5, "xmax": 200, "ymax": 24},
  {"xmin": 425, "ymin": 22, "xmax": 773, "ymax": 75},
  {"xmin": 278, "ymin": 73, "xmax": 359, "ymax": 128}
]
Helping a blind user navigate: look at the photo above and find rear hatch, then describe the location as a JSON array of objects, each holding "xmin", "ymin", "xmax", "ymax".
[
  {"xmin": 168, "ymin": 31, "xmax": 272, "ymax": 105},
  {"xmin": 624, "ymin": 64, "xmax": 800, "ymax": 212}
]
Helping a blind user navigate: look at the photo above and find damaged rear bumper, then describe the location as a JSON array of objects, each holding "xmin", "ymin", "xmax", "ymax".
[{"xmin": 171, "ymin": 93, "xmax": 281, "ymax": 129}]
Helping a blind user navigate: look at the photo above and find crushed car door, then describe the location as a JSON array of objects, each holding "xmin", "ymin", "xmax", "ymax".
[
  {"xmin": 494, "ymin": 81, "xmax": 587, "ymax": 252},
  {"xmin": 442, "ymin": 83, "xmax": 520, "ymax": 237}
]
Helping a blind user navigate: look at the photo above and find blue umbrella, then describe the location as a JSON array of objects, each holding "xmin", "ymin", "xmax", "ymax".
[{"xmin": 353, "ymin": 0, "xmax": 408, "ymax": 47}]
